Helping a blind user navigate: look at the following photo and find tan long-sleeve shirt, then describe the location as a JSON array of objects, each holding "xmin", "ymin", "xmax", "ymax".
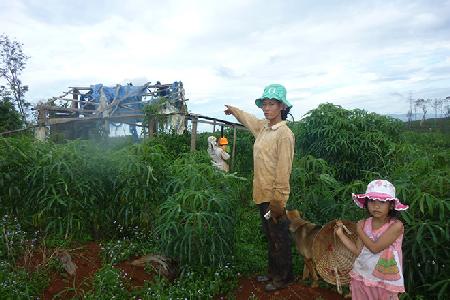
[{"xmin": 228, "ymin": 106, "xmax": 294, "ymax": 207}]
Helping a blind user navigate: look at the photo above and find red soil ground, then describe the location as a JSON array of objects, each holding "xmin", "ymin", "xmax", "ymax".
[
  {"xmin": 22, "ymin": 242, "xmax": 345, "ymax": 299},
  {"xmin": 21, "ymin": 242, "xmax": 152, "ymax": 299},
  {"xmin": 231, "ymin": 277, "xmax": 345, "ymax": 300},
  {"xmin": 42, "ymin": 243, "xmax": 103, "ymax": 299}
]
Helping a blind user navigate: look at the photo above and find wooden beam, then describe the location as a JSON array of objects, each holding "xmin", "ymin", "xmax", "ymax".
[
  {"xmin": 193, "ymin": 119, "xmax": 245, "ymax": 129},
  {"xmin": 47, "ymin": 114, "xmax": 145, "ymax": 125},
  {"xmin": 67, "ymin": 83, "xmax": 169, "ymax": 90},
  {"xmin": 67, "ymin": 87, "xmax": 92, "ymax": 90},
  {"xmin": 38, "ymin": 104, "xmax": 97, "ymax": 114},
  {"xmin": 39, "ymin": 108, "xmax": 245, "ymax": 129},
  {"xmin": 47, "ymin": 98, "xmax": 100, "ymax": 105}
]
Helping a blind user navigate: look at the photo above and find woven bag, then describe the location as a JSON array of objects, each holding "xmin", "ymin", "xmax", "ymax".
[{"xmin": 313, "ymin": 219, "xmax": 358, "ymax": 291}]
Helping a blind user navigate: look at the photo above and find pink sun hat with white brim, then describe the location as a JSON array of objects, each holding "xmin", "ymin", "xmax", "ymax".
[{"xmin": 352, "ymin": 179, "xmax": 409, "ymax": 211}]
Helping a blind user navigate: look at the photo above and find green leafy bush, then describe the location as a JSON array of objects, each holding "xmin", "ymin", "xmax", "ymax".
[
  {"xmin": 110, "ymin": 142, "xmax": 169, "ymax": 229},
  {"xmin": 390, "ymin": 133, "xmax": 449, "ymax": 299},
  {"xmin": 227, "ymin": 129, "xmax": 254, "ymax": 176},
  {"xmin": 146, "ymin": 132, "xmax": 191, "ymax": 160},
  {"xmin": 0, "ymin": 261, "xmax": 48, "ymax": 299},
  {"xmin": 156, "ymin": 152, "xmax": 239, "ymax": 267},
  {"xmin": 156, "ymin": 188, "xmax": 235, "ymax": 267},
  {"xmin": 288, "ymin": 155, "xmax": 366, "ymax": 224},
  {"xmin": 0, "ymin": 98, "xmax": 22, "ymax": 133},
  {"xmin": 233, "ymin": 206, "xmax": 266, "ymax": 276},
  {"xmin": 0, "ymin": 137, "xmax": 172, "ymax": 239},
  {"xmin": 23, "ymin": 141, "xmax": 111, "ymax": 238},
  {"xmin": 0, "ymin": 137, "xmax": 38, "ymax": 217},
  {"xmin": 84, "ymin": 265, "xmax": 129, "ymax": 300},
  {"xmin": 0, "ymin": 214, "xmax": 27, "ymax": 263},
  {"xmin": 295, "ymin": 103, "xmax": 403, "ymax": 182},
  {"xmin": 135, "ymin": 264, "xmax": 238, "ymax": 299},
  {"xmin": 101, "ymin": 222, "xmax": 156, "ymax": 264}
]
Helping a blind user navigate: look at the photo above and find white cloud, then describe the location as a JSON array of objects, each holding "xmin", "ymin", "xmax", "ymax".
[{"xmin": 1, "ymin": 0, "xmax": 450, "ymax": 122}]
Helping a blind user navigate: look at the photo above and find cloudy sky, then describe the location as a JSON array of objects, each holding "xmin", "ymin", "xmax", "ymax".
[{"xmin": 1, "ymin": 0, "xmax": 450, "ymax": 121}]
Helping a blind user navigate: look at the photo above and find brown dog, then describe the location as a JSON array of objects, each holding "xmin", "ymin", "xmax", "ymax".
[{"xmin": 286, "ymin": 209, "xmax": 322, "ymax": 288}]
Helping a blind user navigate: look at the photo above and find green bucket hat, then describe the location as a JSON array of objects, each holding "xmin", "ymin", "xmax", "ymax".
[{"xmin": 255, "ymin": 84, "xmax": 292, "ymax": 109}]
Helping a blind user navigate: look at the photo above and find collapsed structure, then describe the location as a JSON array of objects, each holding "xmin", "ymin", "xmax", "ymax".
[{"xmin": 35, "ymin": 81, "xmax": 187, "ymax": 140}]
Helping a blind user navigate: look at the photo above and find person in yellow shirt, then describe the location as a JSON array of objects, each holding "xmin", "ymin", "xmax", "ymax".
[{"xmin": 224, "ymin": 84, "xmax": 294, "ymax": 292}]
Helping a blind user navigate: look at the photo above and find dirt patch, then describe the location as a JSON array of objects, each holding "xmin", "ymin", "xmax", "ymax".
[
  {"xmin": 229, "ymin": 277, "xmax": 346, "ymax": 300},
  {"xmin": 18, "ymin": 242, "xmax": 152, "ymax": 299},
  {"xmin": 116, "ymin": 260, "xmax": 153, "ymax": 287},
  {"xmin": 42, "ymin": 242, "xmax": 102, "ymax": 299}
]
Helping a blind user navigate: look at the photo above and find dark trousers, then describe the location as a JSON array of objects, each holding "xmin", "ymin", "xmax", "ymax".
[{"xmin": 258, "ymin": 202, "xmax": 293, "ymax": 284}]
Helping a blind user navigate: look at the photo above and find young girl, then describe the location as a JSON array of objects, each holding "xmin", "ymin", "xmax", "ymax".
[{"xmin": 335, "ymin": 179, "xmax": 409, "ymax": 300}]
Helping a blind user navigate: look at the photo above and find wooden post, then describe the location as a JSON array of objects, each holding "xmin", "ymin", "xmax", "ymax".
[
  {"xmin": 35, "ymin": 107, "xmax": 47, "ymax": 141},
  {"xmin": 190, "ymin": 117, "xmax": 198, "ymax": 151},
  {"xmin": 231, "ymin": 125, "xmax": 237, "ymax": 170},
  {"xmin": 104, "ymin": 119, "xmax": 110, "ymax": 136},
  {"xmin": 72, "ymin": 89, "xmax": 79, "ymax": 110},
  {"xmin": 148, "ymin": 117, "xmax": 155, "ymax": 138}
]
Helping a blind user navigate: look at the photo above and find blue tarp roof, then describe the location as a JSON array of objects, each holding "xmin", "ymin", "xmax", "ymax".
[{"xmin": 81, "ymin": 84, "xmax": 147, "ymax": 104}]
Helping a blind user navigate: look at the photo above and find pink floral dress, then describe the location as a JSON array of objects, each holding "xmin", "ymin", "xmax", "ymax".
[{"xmin": 349, "ymin": 217, "xmax": 405, "ymax": 300}]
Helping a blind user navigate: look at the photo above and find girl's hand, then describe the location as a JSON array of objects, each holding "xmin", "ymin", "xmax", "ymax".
[
  {"xmin": 224, "ymin": 105, "xmax": 233, "ymax": 115},
  {"xmin": 334, "ymin": 220, "xmax": 360, "ymax": 255},
  {"xmin": 334, "ymin": 220, "xmax": 344, "ymax": 236}
]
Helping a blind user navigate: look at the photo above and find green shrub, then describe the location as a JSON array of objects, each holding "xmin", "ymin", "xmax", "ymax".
[
  {"xmin": 0, "ymin": 137, "xmax": 38, "ymax": 217},
  {"xmin": 295, "ymin": 103, "xmax": 403, "ymax": 182},
  {"xmin": 110, "ymin": 142, "xmax": 169, "ymax": 229},
  {"xmin": 225, "ymin": 129, "xmax": 255, "ymax": 176},
  {"xmin": 0, "ymin": 261, "xmax": 48, "ymax": 299},
  {"xmin": 0, "ymin": 98, "xmax": 22, "ymax": 133},
  {"xmin": 135, "ymin": 264, "xmax": 238, "ymax": 299},
  {"xmin": 390, "ymin": 133, "xmax": 449, "ymax": 299},
  {"xmin": 156, "ymin": 189, "xmax": 234, "ymax": 267},
  {"xmin": 23, "ymin": 140, "xmax": 111, "ymax": 238},
  {"xmin": 100, "ymin": 222, "xmax": 157, "ymax": 264},
  {"xmin": 233, "ymin": 206, "xmax": 266, "ymax": 276},
  {"xmin": 84, "ymin": 265, "xmax": 129, "ymax": 300},
  {"xmin": 0, "ymin": 214, "xmax": 27, "ymax": 263},
  {"xmin": 146, "ymin": 132, "xmax": 191, "ymax": 160},
  {"xmin": 0, "ymin": 137, "xmax": 172, "ymax": 239},
  {"xmin": 156, "ymin": 152, "xmax": 240, "ymax": 267}
]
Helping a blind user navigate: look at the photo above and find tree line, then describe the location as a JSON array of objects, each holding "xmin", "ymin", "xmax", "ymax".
[
  {"xmin": 0, "ymin": 34, "xmax": 30, "ymax": 133},
  {"xmin": 407, "ymin": 96, "xmax": 450, "ymax": 125}
]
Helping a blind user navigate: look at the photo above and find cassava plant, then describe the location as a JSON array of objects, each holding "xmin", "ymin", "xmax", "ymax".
[
  {"xmin": 110, "ymin": 142, "xmax": 169, "ymax": 229},
  {"xmin": 22, "ymin": 140, "xmax": 111, "ymax": 238},
  {"xmin": 156, "ymin": 152, "xmax": 240, "ymax": 267},
  {"xmin": 390, "ymin": 133, "xmax": 449, "ymax": 299},
  {"xmin": 156, "ymin": 189, "xmax": 234, "ymax": 267},
  {"xmin": 295, "ymin": 103, "xmax": 403, "ymax": 182}
]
